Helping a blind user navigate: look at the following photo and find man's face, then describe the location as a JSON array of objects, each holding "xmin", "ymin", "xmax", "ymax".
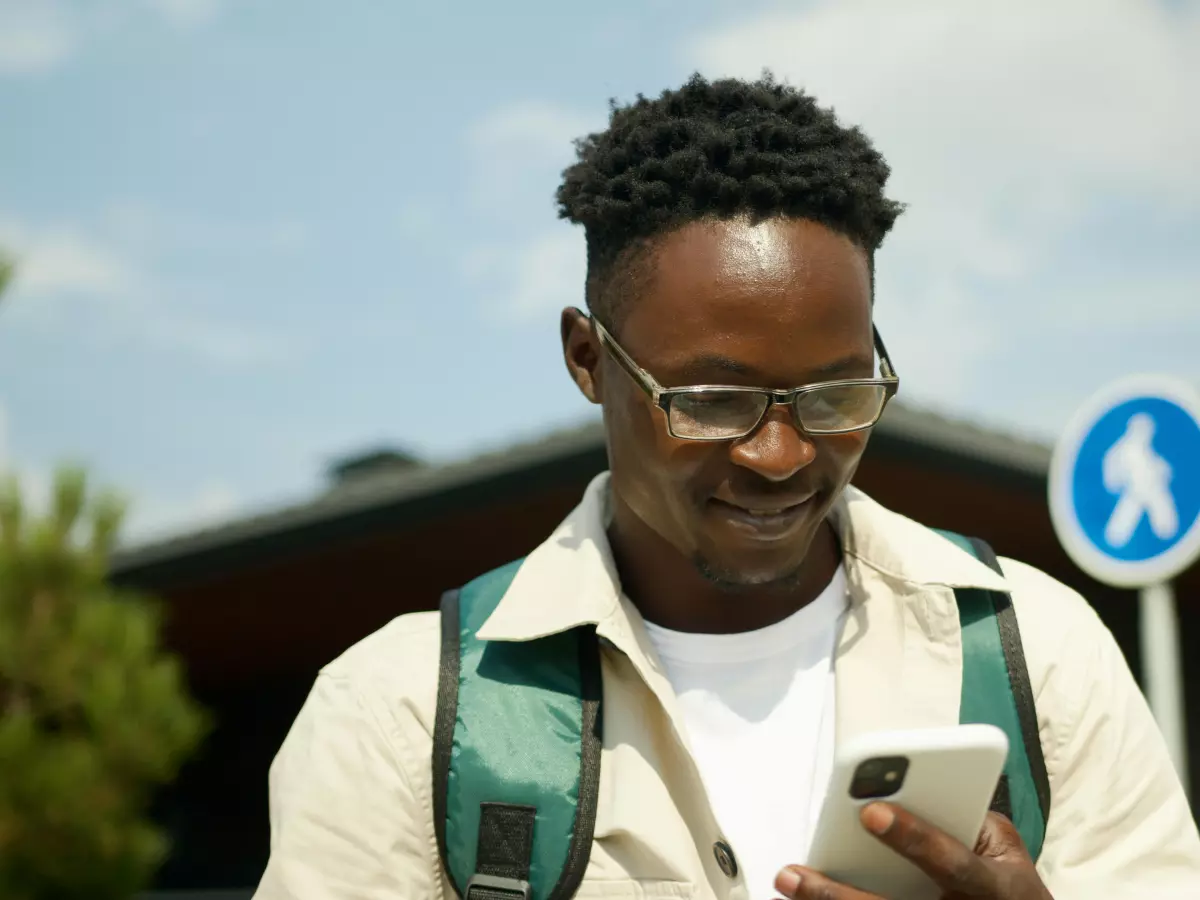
[{"xmin": 568, "ymin": 216, "xmax": 877, "ymax": 589}]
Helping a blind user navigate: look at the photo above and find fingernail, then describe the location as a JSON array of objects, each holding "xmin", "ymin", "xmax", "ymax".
[
  {"xmin": 775, "ymin": 867, "xmax": 802, "ymax": 895},
  {"xmin": 863, "ymin": 802, "xmax": 896, "ymax": 835}
]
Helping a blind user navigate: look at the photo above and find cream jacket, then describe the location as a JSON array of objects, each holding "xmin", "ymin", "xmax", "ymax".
[{"xmin": 254, "ymin": 475, "xmax": 1200, "ymax": 899}]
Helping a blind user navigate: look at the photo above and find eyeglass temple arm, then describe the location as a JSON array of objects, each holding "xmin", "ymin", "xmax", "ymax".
[
  {"xmin": 873, "ymin": 325, "xmax": 897, "ymax": 380},
  {"xmin": 591, "ymin": 318, "xmax": 659, "ymax": 399}
]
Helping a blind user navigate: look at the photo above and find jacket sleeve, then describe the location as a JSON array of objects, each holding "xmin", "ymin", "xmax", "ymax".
[
  {"xmin": 253, "ymin": 671, "xmax": 442, "ymax": 900},
  {"xmin": 1034, "ymin": 594, "xmax": 1200, "ymax": 898}
]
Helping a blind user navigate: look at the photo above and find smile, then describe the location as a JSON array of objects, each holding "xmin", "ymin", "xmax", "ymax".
[{"xmin": 708, "ymin": 497, "xmax": 815, "ymax": 540}]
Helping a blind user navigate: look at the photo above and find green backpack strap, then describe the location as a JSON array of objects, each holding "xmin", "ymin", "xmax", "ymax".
[
  {"xmin": 432, "ymin": 558, "xmax": 602, "ymax": 900},
  {"xmin": 936, "ymin": 530, "xmax": 1051, "ymax": 861}
]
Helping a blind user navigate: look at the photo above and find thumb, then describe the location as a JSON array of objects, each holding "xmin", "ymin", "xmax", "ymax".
[{"xmin": 974, "ymin": 812, "xmax": 1031, "ymax": 863}]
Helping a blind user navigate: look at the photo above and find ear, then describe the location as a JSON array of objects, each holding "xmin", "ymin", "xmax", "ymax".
[{"xmin": 561, "ymin": 306, "xmax": 602, "ymax": 404}]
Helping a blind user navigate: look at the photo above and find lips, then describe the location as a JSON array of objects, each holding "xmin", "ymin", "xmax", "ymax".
[{"xmin": 707, "ymin": 495, "xmax": 816, "ymax": 540}]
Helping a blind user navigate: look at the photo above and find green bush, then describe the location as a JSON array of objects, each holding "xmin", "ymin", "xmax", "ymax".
[{"xmin": 0, "ymin": 468, "xmax": 210, "ymax": 899}]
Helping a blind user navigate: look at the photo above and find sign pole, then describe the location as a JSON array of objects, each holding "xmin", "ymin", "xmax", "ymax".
[{"xmin": 1139, "ymin": 581, "xmax": 1189, "ymax": 795}]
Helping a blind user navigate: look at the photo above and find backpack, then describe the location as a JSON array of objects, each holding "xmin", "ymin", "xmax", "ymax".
[{"xmin": 431, "ymin": 532, "xmax": 1051, "ymax": 900}]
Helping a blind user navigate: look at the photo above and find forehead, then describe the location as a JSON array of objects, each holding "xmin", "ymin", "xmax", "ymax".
[{"xmin": 620, "ymin": 216, "xmax": 873, "ymax": 375}]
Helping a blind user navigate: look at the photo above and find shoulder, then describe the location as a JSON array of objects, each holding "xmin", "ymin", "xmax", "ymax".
[
  {"xmin": 995, "ymin": 555, "xmax": 1110, "ymax": 651},
  {"xmin": 262, "ymin": 610, "xmax": 452, "ymax": 896},
  {"xmin": 321, "ymin": 607, "xmax": 443, "ymax": 686},
  {"xmin": 316, "ymin": 610, "xmax": 444, "ymax": 748},
  {"xmin": 994, "ymin": 555, "xmax": 1120, "ymax": 691},
  {"xmin": 993, "ymin": 561, "xmax": 1200, "ymax": 886},
  {"xmin": 323, "ymin": 608, "xmax": 443, "ymax": 680},
  {"xmin": 993, "ymin": 555, "xmax": 1129, "ymax": 756}
]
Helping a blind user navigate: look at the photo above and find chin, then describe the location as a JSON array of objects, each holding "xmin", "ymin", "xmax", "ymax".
[
  {"xmin": 687, "ymin": 513, "xmax": 826, "ymax": 591},
  {"xmin": 690, "ymin": 551, "xmax": 810, "ymax": 593}
]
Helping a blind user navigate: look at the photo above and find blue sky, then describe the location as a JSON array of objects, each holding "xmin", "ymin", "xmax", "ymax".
[{"xmin": 1, "ymin": 0, "xmax": 1198, "ymax": 542}]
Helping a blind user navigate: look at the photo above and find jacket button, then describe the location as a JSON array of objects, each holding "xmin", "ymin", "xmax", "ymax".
[{"xmin": 713, "ymin": 840, "xmax": 738, "ymax": 878}]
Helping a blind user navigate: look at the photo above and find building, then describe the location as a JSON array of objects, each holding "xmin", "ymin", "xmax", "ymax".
[{"xmin": 113, "ymin": 403, "xmax": 1200, "ymax": 895}]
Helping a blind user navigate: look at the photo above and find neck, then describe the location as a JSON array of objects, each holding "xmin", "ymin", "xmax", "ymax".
[{"xmin": 607, "ymin": 498, "xmax": 842, "ymax": 634}]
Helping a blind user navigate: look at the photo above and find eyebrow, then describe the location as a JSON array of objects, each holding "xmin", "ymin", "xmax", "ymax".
[
  {"xmin": 673, "ymin": 351, "xmax": 874, "ymax": 385},
  {"xmin": 677, "ymin": 354, "xmax": 758, "ymax": 378},
  {"xmin": 807, "ymin": 353, "xmax": 876, "ymax": 380}
]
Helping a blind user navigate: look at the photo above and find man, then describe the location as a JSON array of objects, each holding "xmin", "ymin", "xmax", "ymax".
[{"xmin": 254, "ymin": 74, "xmax": 1200, "ymax": 899}]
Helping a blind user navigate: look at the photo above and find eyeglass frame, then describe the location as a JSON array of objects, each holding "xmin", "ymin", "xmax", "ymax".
[{"xmin": 591, "ymin": 316, "xmax": 900, "ymax": 442}]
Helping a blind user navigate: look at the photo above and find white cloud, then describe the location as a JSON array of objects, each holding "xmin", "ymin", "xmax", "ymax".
[
  {"xmin": 469, "ymin": 101, "xmax": 597, "ymax": 156},
  {"xmin": 465, "ymin": 101, "xmax": 601, "ymax": 316},
  {"xmin": 507, "ymin": 228, "xmax": 587, "ymax": 317},
  {"xmin": 467, "ymin": 100, "xmax": 601, "ymax": 212},
  {"xmin": 0, "ymin": 1, "xmax": 76, "ymax": 75},
  {"xmin": 468, "ymin": 225, "xmax": 588, "ymax": 320},
  {"xmin": 687, "ymin": 0, "xmax": 1200, "ymax": 205},
  {"xmin": 0, "ymin": 221, "xmax": 136, "ymax": 296},
  {"xmin": 0, "ymin": 0, "xmax": 223, "ymax": 76},
  {"xmin": 1038, "ymin": 272, "xmax": 1200, "ymax": 333},
  {"xmin": 0, "ymin": 215, "xmax": 299, "ymax": 367}
]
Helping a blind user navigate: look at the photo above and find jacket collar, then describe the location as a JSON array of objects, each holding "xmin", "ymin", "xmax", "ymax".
[{"xmin": 474, "ymin": 472, "xmax": 1009, "ymax": 643}]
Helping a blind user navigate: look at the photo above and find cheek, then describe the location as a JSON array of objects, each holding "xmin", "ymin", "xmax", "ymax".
[
  {"xmin": 603, "ymin": 387, "xmax": 713, "ymax": 510},
  {"xmin": 817, "ymin": 432, "xmax": 871, "ymax": 481},
  {"xmin": 602, "ymin": 378, "xmax": 661, "ymax": 463}
]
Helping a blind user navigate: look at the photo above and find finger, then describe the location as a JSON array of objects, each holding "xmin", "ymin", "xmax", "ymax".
[
  {"xmin": 973, "ymin": 811, "xmax": 1029, "ymax": 861},
  {"xmin": 860, "ymin": 803, "xmax": 1000, "ymax": 896},
  {"xmin": 774, "ymin": 866, "xmax": 884, "ymax": 900}
]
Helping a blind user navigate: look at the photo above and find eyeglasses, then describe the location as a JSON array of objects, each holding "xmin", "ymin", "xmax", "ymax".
[{"xmin": 592, "ymin": 318, "xmax": 899, "ymax": 442}]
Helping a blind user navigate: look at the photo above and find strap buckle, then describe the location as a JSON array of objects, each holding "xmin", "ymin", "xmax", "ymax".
[{"xmin": 465, "ymin": 873, "xmax": 532, "ymax": 899}]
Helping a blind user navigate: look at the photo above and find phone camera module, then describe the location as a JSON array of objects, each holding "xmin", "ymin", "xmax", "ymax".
[{"xmin": 849, "ymin": 756, "xmax": 909, "ymax": 799}]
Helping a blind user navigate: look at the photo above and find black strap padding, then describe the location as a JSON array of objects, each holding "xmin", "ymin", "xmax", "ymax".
[
  {"xmin": 966, "ymin": 537, "xmax": 1052, "ymax": 826},
  {"xmin": 990, "ymin": 774, "xmax": 1013, "ymax": 821},
  {"xmin": 477, "ymin": 803, "xmax": 536, "ymax": 880},
  {"xmin": 433, "ymin": 589, "xmax": 463, "ymax": 893},
  {"xmin": 545, "ymin": 626, "xmax": 603, "ymax": 900}
]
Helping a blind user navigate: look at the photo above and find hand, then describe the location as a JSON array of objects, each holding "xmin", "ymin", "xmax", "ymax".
[{"xmin": 774, "ymin": 803, "xmax": 1054, "ymax": 899}]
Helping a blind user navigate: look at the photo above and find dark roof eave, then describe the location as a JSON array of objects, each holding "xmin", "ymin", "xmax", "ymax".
[
  {"xmin": 871, "ymin": 404, "xmax": 1050, "ymax": 482},
  {"xmin": 110, "ymin": 423, "xmax": 609, "ymax": 587}
]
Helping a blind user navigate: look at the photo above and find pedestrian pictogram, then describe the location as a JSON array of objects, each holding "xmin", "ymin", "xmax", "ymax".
[{"xmin": 1050, "ymin": 377, "xmax": 1200, "ymax": 587}]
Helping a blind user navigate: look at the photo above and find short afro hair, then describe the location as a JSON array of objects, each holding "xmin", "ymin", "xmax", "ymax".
[{"xmin": 556, "ymin": 72, "xmax": 904, "ymax": 330}]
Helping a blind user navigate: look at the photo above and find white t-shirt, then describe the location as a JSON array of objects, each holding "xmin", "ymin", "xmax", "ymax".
[{"xmin": 643, "ymin": 566, "xmax": 848, "ymax": 900}]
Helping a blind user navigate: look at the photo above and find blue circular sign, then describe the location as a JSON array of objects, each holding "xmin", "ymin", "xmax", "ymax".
[{"xmin": 1049, "ymin": 376, "xmax": 1200, "ymax": 587}]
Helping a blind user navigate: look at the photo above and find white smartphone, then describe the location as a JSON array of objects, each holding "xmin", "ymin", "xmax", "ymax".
[{"xmin": 805, "ymin": 724, "xmax": 1009, "ymax": 900}]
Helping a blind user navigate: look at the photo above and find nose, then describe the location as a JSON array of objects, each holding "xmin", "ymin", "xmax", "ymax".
[{"xmin": 728, "ymin": 408, "xmax": 816, "ymax": 482}]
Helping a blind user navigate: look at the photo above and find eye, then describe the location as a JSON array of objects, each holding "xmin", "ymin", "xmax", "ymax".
[
  {"xmin": 669, "ymin": 391, "xmax": 768, "ymax": 439},
  {"xmin": 794, "ymin": 384, "xmax": 888, "ymax": 432}
]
